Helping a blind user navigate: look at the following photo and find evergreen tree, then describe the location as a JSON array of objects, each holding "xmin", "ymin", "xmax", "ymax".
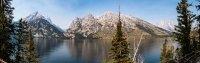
[
  {"xmin": 174, "ymin": 0, "xmax": 195, "ymax": 59},
  {"xmin": 108, "ymin": 5, "xmax": 133, "ymax": 63},
  {"xmin": 14, "ymin": 18, "xmax": 29, "ymax": 63},
  {"xmin": 0, "ymin": 0, "xmax": 15, "ymax": 62},
  {"xmin": 197, "ymin": 0, "xmax": 200, "ymax": 11},
  {"xmin": 160, "ymin": 38, "xmax": 174, "ymax": 63},
  {"xmin": 196, "ymin": 0, "xmax": 200, "ymax": 50},
  {"xmin": 24, "ymin": 29, "xmax": 40, "ymax": 63}
]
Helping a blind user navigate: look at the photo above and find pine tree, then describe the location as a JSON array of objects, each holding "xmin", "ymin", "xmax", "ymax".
[
  {"xmin": 196, "ymin": 0, "xmax": 200, "ymax": 51},
  {"xmin": 160, "ymin": 38, "xmax": 174, "ymax": 63},
  {"xmin": 14, "ymin": 18, "xmax": 29, "ymax": 63},
  {"xmin": 175, "ymin": 0, "xmax": 195, "ymax": 59},
  {"xmin": 24, "ymin": 29, "xmax": 40, "ymax": 63},
  {"xmin": 108, "ymin": 5, "xmax": 133, "ymax": 63},
  {"xmin": 0, "ymin": 0, "xmax": 15, "ymax": 62}
]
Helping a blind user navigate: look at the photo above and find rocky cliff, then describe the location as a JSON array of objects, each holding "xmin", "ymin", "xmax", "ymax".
[{"xmin": 64, "ymin": 11, "xmax": 170, "ymax": 39}]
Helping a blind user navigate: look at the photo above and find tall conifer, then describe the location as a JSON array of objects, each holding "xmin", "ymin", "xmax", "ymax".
[
  {"xmin": 14, "ymin": 18, "xmax": 29, "ymax": 63},
  {"xmin": 175, "ymin": 0, "xmax": 195, "ymax": 61},
  {"xmin": 24, "ymin": 29, "xmax": 40, "ymax": 63},
  {"xmin": 196, "ymin": 0, "xmax": 200, "ymax": 50},
  {"xmin": 0, "ymin": 0, "xmax": 15, "ymax": 62},
  {"xmin": 108, "ymin": 5, "xmax": 133, "ymax": 63},
  {"xmin": 160, "ymin": 38, "xmax": 174, "ymax": 63}
]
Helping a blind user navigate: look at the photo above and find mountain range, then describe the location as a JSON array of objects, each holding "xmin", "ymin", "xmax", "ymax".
[
  {"xmin": 64, "ymin": 11, "xmax": 171, "ymax": 39},
  {"xmin": 23, "ymin": 12, "xmax": 64, "ymax": 37},
  {"xmin": 154, "ymin": 20, "xmax": 175, "ymax": 32},
  {"xmin": 18, "ymin": 11, "xmax": 172, "ymax": 38}
]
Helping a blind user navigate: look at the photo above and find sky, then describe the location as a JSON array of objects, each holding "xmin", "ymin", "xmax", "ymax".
[{"xmin": 12, "ymin": 0, "xmax": 199, "ymax": 29}]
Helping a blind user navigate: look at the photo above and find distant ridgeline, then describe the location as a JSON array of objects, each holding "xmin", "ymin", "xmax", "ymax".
[
  {"xmin": 64, "ymin": 11, "xmax": 171, "ymax": 39},
  {"xmin": 18, "ymin": 11, "xmax": 171, "ymax": 38}
]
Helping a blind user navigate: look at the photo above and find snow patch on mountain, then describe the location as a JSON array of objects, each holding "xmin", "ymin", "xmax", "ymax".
[
  {"xmin": 155, "ymin": 20, "xmax": 175, "ymax": 32},
  {"xmin": 24, "ymin": 12, "xmax": 64, "ymax": 32},
  {"xmin": 24, "ymin": 12, "xmax": 52, "ymax": 23},
  {"xmin": 64, "ymin": 11, "xmax": 170, "ymax": 38}
]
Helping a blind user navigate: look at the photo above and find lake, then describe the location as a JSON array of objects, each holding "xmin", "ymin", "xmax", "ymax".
[{"xmin": 34, "ymin": 37, "xmax": 173, "ymax": 63}]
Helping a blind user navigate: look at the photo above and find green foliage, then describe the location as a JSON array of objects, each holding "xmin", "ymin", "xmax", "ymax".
[
  {"xmin": 175, "ymin": 0, "xmax": 195, "ymax": 57},
  {"xmin": 23, "ymin": 29, "xmax": 40, "ymax": 63},
  {"xmin": 108, "ymin": 6, "xmax": 133, "ymax": 63},
  {"xmin": 197, "ymin": 0, "xmax": 200, "ymax": 11},
  {"xmin": 14, "ymin": 18, "xmax": 29, "ymax": 63},
  {"xmin": 101, "ymin": 59, "xmax": 116, "ymax": 63},
  {"xmin": 160, "ymin": 38, "xmax": 174, "ymax": 63},
  {"xmin": 0, "ymin": 0, "xmax": 15, "ymax": 62},
  {"xmin": 162, "ymin": 0, "xmax": 200, "ymax": 62},
  {"xmin": 13, "ymin": 18, "xmax": 40, "ymax": 63},
  {"xmin": 196, "ymin": 0, "xmax": 200, "ymax": 51},
  {"xmin": 102, "ymin": 59, "xmax": 107, "ymax": 63}
]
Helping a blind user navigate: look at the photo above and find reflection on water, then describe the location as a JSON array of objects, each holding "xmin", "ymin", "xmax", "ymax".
[
  {"xmin": 65, "ymin": 39, "xmax": 111, "ymax": 63},
  {"xmin": 34, "ymin": 38, "xmax": 170, "ymax": 63}
]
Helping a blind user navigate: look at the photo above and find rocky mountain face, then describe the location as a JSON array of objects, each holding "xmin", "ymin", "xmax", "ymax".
[
  {"xmin": 154, "ymin": 20, "xmax": 175, "ymax": 32},
  {"xmin": 64, "ymin": 11, "xmax": 170, "ymax": 39},
  {"xmin": 23, "ymin": 12, "xmax": 64, "ymax": 37}
]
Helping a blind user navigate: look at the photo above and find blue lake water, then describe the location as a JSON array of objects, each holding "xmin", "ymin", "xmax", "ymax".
[{"xmin": 34, "ymin": 37, "xmax": 172, "ymax": 63}]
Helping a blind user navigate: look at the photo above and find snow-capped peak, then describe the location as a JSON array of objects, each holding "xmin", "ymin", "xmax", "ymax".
[
  {"xmin": 24, "ymin": 12, "xmax": 64, "ymax": 32},
  {"xmin": 24, "ymin": 12, "xmax": 52, "ymax": 23},
  {"xmin": 96, "ymin": 11, "xmax": 116, "ymax": 18},
  {"xmin": 103, "ymin": 11, "xmax": 115, "ymax": 14},
  {"xmin": 155, "ymin": 20, "xmax": 175, "ymax": 32},
  {"xmin": 83, "ymin": 13, "xmax": 94, "ymax": 19},
  {"xmin": 102, "ymin": 11, "xmax": 116, "ymax": 16}
]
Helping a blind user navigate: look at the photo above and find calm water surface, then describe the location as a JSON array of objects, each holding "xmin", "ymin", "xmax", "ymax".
[{"xmin": 34, "ymin": 38, "xmax": 172, "ymax": 63}]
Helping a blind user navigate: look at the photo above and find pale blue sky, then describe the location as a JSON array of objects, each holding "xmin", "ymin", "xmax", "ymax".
[{"xmin": 12, "ymin": 0, "xmax": 199, "ymax": 29}]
